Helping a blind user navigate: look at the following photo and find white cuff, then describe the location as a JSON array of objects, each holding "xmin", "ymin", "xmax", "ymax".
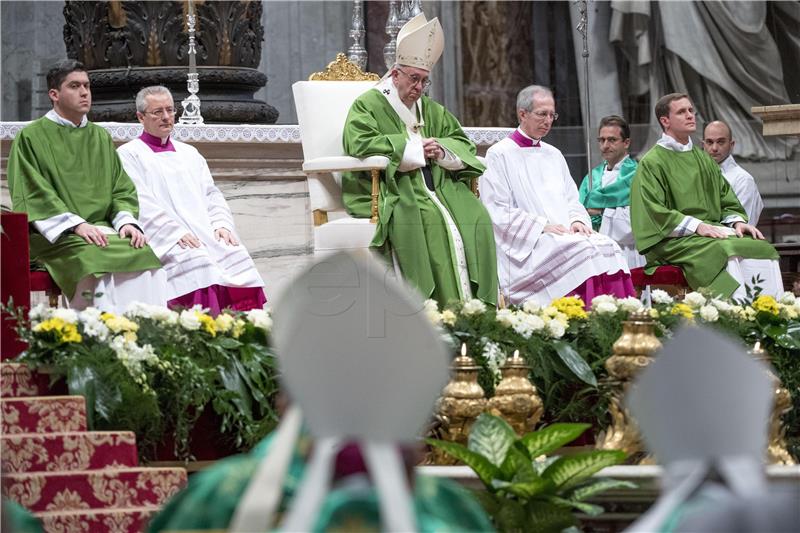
[
  {"xmin": 33, "ymin": 213, "xmax": 86, "ymax": 243},
  {"xmin": 722, "ymin": 214, "xmax": 745, "ymax": 226},
  {"xmin": 112, "ymin": 211, "xmax": 139, "ymax": 233},
  {"xmin": 436, "ymin": 146, "xmax": 465, "ymax": 171},
  {"xmin": 670, "ymin": 216, "xmax": 702, "ymax": 237},
  {"xmin": 397, "ymin": 136, "xmax": 426, "ymax": 172}
]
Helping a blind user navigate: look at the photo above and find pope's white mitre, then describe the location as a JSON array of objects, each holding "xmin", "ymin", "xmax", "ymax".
[{"xmin": 395, "ymin": 13, "xmax": 444, "ymax": 72}]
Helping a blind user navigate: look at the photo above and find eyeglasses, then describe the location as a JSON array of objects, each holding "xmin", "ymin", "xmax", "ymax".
[
  {"xmin": 396, "ymin": 68, "xmax": 432, "ymax": 89},
  {"xmin": 531, "ymin": 110, "xmax": 559, "ymax": 122},
  {"xmin": 144, "ymin": 107, "xmax": 175, "ymax": 118}
]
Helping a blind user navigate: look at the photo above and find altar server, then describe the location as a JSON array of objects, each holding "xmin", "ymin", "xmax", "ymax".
[
  {"xmin": 703, "ymin": 120, "xmax": 764, "ymax": 225},
  {"xmin": 8, "ymin": 60, "xmax": 164, "ymax": 312},
  {"xmin": 579, "ymin": 115, "xmax": 646, "ymax": 268},
  {"xmin": 480, "ymin": 85, "xmax": 635, "ymax": 306},
  {"xmin": 118, "ymin": 86, "xmax": 266, "ymax": 315},
  {"xmin": 342, "ymin": 13, "xmax": 497, "ymax": 307},
  {"xmin": 631, "ymin": 93, "xmax": 781, "ymax": 298}
]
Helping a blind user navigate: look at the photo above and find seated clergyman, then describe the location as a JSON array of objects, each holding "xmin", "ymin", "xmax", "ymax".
[
  {"xmin": 579, "ymin": 115, "xmax": 646, "ymax": 269},
  {"xmin": 117, "ymin": 86, "xmax": 267, "ymax": 316},
  {"xmin": 480, "ymin": 85, "xmax": 636, "ymax": 306},
  {"xmin": 631, "ymin": 93, "xmax": 782, "ymax": 298},
  {"xmin": 8, "ymin": 59, "xmax": 165, "ymax": 312}
]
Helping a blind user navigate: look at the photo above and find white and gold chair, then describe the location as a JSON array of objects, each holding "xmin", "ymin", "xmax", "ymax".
[{"xmin": 292, "ymin": 54, "xmax": 389, "ymax": 258}]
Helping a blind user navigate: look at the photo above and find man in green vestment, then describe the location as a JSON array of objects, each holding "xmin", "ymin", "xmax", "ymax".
[
  {"xmin": 630, "ymin": 93, "xmax": 782, "ymax": 298},
  {"xmin": 579, "ymin": 115, "xmax": 645, "ymax": 268},
  {"xmin": 8, "ymin": 60, "xmax": 164, "ymax": 312},
  {"xmin": 341, "ymin": 13, "xmax": 497, "ymax": 307}
]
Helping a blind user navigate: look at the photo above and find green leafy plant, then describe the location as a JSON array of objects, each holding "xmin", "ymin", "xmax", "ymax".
[{"xmin": 427, "ymin": 414, "xmax": 634, "ymax": 532}]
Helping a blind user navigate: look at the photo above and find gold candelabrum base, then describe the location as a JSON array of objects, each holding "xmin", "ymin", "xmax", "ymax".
[
  {"xmin": 595, "ymin": 310, "xmax": 661, "ymax": 464},
  {"xmin": 752, "ymin": 344, "xmax": 796, "ymax": 465},
  {"xmin": 489, "ymin": 350, "xmax": 543, "ymax": 436},
  {"xmin": 429, "ymin": 350, "xmax": 487, "ymax": 465}
]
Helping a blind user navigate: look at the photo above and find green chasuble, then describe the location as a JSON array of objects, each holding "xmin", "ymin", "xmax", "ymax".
[
  {"xmin": 342, "ymin": 89, "xmax": 497, "ymax": 306},
  {"xmin": 8, "ymin": 118, "xmax": 161, "ymax": 299},
  {"xmin": 630, "ymin": 146, "xmax": 777, "ymax": 297},
  {"xmin": 579, "ymin": 156, "xmax": 638, "ymax": 231},
  {"xmin": 147, "ymin": 432, "xmax": 494, "ymax": 532}
]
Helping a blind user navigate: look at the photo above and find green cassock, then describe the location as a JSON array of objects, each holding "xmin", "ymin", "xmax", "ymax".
[
  {"xmin": 630, "ymin": 145, "xmax": 777, "ymax": 297},
  {"xmin": 8, "ymin": 118, "xmax": 161, "ymax": 299},
  {"xmin": 342, "ymin": 90, "xmax": 497, "ymax": 306},
  {"xmin": 147, "ymin": 431, "xmax": 494, "ymax": 532},
  {"xmin": 579, "ymin": 156, "xmax": 638, "ymax": 231}
]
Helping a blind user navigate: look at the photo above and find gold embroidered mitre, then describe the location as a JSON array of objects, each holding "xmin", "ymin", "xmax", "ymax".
[{"xmin": 395, "ymin": 13, "xmax": 444, "ymax": 72}]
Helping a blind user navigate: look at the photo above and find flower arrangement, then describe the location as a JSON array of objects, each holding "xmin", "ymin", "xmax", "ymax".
[
  {"xmin": 427, "ymin": 291, "xmax": 800, "ymax": 457},
  {"xmin": 8, "ymin": 302, "xmax": 279, "ymax": 461}
]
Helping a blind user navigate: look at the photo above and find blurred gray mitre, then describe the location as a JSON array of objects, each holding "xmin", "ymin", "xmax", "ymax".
[{"xmin": 272, "ymin": 250, "xmax": 450, "ymax": 442}]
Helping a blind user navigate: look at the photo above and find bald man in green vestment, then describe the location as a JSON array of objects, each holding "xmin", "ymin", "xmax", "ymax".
[
  {"xmin": 630, "ymin": 93, "xmax": 782, "ymax": 298},
  {"xmin": 8, "ymin": 60, "xmax": 164, "ymax": 312}
]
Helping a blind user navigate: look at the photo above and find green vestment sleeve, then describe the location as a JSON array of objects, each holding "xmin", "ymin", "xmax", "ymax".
[{"xmin": 579, "ymin": 157, "xmax": 638, "ymax": 231}]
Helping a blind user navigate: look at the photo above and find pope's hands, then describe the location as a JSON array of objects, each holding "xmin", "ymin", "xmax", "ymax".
[
  {"xmin": 734, "ymin": 222, "xmax": 764, "ymax": 240},
  {"xmin": 178, "ymin": 233, "xmax": 202, "ymax": 249},
  {"xmin": 73, "ymin": 223, "xmax": 109, "ymax": 247},
  {"xmin": 422, "ymin": 138, "xmax": 444, "ymax": 160},
  {"xmin": 215, "ymin": 228, "xmax": 239, "ymax": 246},
  {"xmin": 696, "ymin": 223, "xmax": 729, "ymax": 239}
]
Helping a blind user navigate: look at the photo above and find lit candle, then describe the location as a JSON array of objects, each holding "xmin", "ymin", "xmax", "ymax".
[
  {"xmin": 513, "ymin": 349, "xmax": 520, "ymax": 359},
  {"xmin": 461, "ymin": 343, "xmax": 467, "ymax": 357}
]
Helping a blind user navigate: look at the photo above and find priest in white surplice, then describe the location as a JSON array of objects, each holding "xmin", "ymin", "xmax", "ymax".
[
  {"xmin": 480, "ymin": 85, "xmax": 635, "ymax": 306},
  {"xmin": 118, "ymin": 86, "xmax": 267, "ymax": 315},
  {"xmin": 703, "ymin": 120, "xmax": 764, "ymax": 225}
]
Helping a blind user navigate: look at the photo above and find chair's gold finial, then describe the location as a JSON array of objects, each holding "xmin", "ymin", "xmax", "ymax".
[{"xmin": 308, "ymin": 53, "xmax": 380, "ymax": 81}]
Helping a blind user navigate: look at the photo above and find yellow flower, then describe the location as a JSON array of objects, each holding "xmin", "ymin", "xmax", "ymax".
[
  {"xmin": 441, "ymin": 310, "xmax": 457, "ymax": 326},
  {"xmin": 649, "ymin": 308, "xmax": 660, "ymax": 319},
  {"xmin": 101, "ymin": 312, "xmax": 139, "ymax": 333},
  {"xmin": 123, "ymin": 330, "xmax": 137, "ymax": 343},
  {"xmin": 197, "ymin": 312, "xmax": 217, "ymax": 337},
  {"xmin": 32, "ymin": 318, "xmax": 82, "ymax": 343},
  {"xmin": 670, "ymin": 303, "xmax": 694, "ymax": 319},
  {"xmin": 215, "ymin": 314, "xmax": 235, "ymax": 333},
  {"xmin": 60, "ymin": 324, "xmax": 82, "ymax": 343},
  {"xmin": 753, "ymin": 295, "xmax": 780, "ymax": 316},
  {"xmin": 33, "ymin": 317, "xmax": 66, "ymax": 333},
  {"xmin": 551, "ymin": 296, "xmax": 587, "ymax": 320},
  {"xmin": 232, "ymin": 319, "xmax": 246, "ymax": 339}
]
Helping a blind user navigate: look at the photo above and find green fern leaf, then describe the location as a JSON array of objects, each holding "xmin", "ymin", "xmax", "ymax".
[
  {"xmin": 467, "ymin": 413, "xmax": 517, "ymax": 467},
  {"xmin": 425, "ymin": 438, "xmax": 500, "ymax": 487},
  {"xmin": 565, "ymin": 478, "xmax": 638, "ymax": 501},
  {"xmin": 520, "ymin": 423, "xmax": 591, "ymax": 459},
  {"xmin": 542, "ymin": 450, "xmax": 626, "ymax": 490}
]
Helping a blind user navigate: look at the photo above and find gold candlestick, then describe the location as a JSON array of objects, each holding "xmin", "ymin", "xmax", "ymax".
[
  {"xmin": 431, "ymin": 344, "xmax": 487, "ymax": 464},
  {"xmin": 596, "ymin": 310, "xmax": 662, "ymax": 463},
  {"xmin": 489, "ymin": 350, "xmax": 543, "ymax": 436},
  {"xmin": 750, "ymin": 342, "xmax": 796, "ymax": 465}
]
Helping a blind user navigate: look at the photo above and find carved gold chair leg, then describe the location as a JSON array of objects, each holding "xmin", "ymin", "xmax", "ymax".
[{"xmin": 370, "ymin": 168, "xmax": 380, "ymax": 224}]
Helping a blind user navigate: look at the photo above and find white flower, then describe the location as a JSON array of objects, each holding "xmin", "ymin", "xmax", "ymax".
[
  {"xmin": 683, "ymin": 292, "xmax": 707, "ymax": 309},
  {"xmin": 423, "ymin": 299, "xmax": 439, "ymax": 313},
  {"xmin": 650, "ymin": 289, "xmax": 673, "ymax": 305},
  {"xmin": 699, "ymin": 305, "xmax": 719, "ymax": 322},
  {"xmin": 461, "ymin": 299, "xmax": 487, "ymax": 316},
  {"xmin": 779, "ymin": 292, "xmax": 796, "ymax": 305},
  {"xmin": 441, "ymin": 310, "xmax": 457, "ymax": 326},
  {"xmin": 618, "ymin": 297, "xmax": 643, "ymax": 313},
  {"xmin": 28, "ymin": 303, "xmax": 49, "ymax": 323},
  {"xmin": 794, "ymin": 300, "xmax": 800, "ymax": 314},
  {"xmin": 245, "ymin": 309, "xmax": 273, "ymax": 332},
  {"xmin": 52, "ymin": 308, "xmax": 78, "ymax": 324},
  {"xmin": 512, "ymin": 312, "xmax": 544, "ymax": 339},
  {"xmin": 481, "ymin": 339, "xmax": 506, "ymax": 379},
  {"xmin": 179, "ymin": 310, "xmax": 201, "ymax": 331},
  {"xmin": 710, "ymin": 298, "xmax": 732, "ymax": 313},
  {"xmin": 495, "ymin": 309, "xmax": 515, "ymax": 327},
  {"xmin": 591, "ymin": 294, "xmax": 616, "ymax": 310},
  {"xmin": 595, "ymin": 301, "xmax": 618, "ymax": 314},
  {"xmin": 546, "ymin": 318, "xmax": 566, "ymax": 338},
  {"xmin": 82, "ymin": 318, "xmax": 109, "ymax": 341},
  {"xmin": 522, "ymin": 300, "xmax": 541, "ymax": 314}
]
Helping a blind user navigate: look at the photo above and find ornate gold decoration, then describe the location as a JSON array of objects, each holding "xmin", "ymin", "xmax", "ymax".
[
  {"xmin": 45, "ymin": 489, "xmax": 90, "ymax": 512},
  {"xmin": 308, "ymin": 53, "xmax": 380, "ymax": 81},
  {"xmin": 430, "ymin": 344, "xmax": 487, "ymax": 464},
  {"xmin": 489, "ymin": 350, "xmax": 543, "ymax": 435},
  {"xmin": 596, "ymin": 310, "xmax": 662, "ymax": 463},
  {"xmin": 750, "ymin": 342, "xmax": 796, "ymax": 465}
]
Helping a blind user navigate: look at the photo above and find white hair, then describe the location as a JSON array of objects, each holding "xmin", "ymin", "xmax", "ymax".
[
  {"xmin": 135, "ymin": 86, "xmax": 173, "ymax": 113},
  {"xmin": 516, "ymin": 85, "xmax": 553, "ymax": 113}
]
